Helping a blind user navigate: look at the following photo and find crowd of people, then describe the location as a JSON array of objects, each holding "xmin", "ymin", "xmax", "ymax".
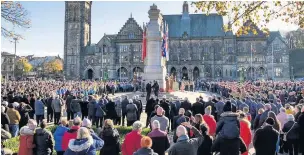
[{"xmin": 1, "ymin": 79, "xmax": 304, "ymax": 155}]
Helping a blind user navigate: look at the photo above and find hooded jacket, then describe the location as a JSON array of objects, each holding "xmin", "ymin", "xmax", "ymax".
[
  {"xmin": 18, "ymin": 126, "xmax": 35, "ymax": 155},
  {"xmin": 133, "ymin": 148, "xmax": 158, "ymax": 155},
  {"xmin": 64, "ymin": 137, "xmax": 96, "ymax": 155},
  {"xmin": 216, "ymin": 112, "xmax": 240, "ymax": 139},
  {"xmin": 54, "ymin": 125, "xmax": 69, "ymax": 151}
]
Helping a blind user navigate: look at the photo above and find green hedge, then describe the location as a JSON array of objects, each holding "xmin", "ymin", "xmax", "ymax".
[{"xmin": 3, "ymin": 125, "xmax": 151, "ymax": 154}]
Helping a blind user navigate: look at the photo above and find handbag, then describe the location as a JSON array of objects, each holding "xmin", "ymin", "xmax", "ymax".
[{"xmin": 283, "ymin": 122, "xmax": 295, "ymax": 141}]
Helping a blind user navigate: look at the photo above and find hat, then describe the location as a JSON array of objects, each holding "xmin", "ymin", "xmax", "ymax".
[
  {"xmin": 265, "ymin": 117, "xmax": 275, "ymax": 126},
  {"xmin": 223, "ymin": 101, "xmax": 232, "ymax": 112},
  {"xmin": 82, "ymin": 118, "xmax": 92, "ymax": 128},
  {"xmin": 1, "ymin": 101, "xmax": 8, "ymax": 107}
]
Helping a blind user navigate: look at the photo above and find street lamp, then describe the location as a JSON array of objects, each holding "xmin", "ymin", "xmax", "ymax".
[{"xmin": 237, "ymin": 67, "xmax": 246, "ymax": 82}]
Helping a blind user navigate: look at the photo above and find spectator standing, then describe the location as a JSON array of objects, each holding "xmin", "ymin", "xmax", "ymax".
[
  {"xmin": 34, "ymin": 120, "xmax": 54, "ymax": 155},
  {"xmin": 253, "ymin": 117, "xmax": 279, "ymax": 155},
  {"xmin": 126, "ymin": 99, "xmax": 138, "ymax": 126},
  {"xmin": 169, "ymin": 97, "xmax": 177, "ymax": 131},
  {"xmin": 17, "ymin": 102, "xmax": 33, "ymax": 129},
  {"xmin": 95, "ymin": 99, "xmax": 106, "ymax": 128},
  {"xmin": 29, "ymin": 94, "xmax": 35, "ymax": 119},
  {"xmin": 99, "ymin": 119, "xmax": 120, "ymax": 155},
  {"xmin": 133, "ymin": 136, "xmax": 158, "ymax": 155},
  {"xmin": 114, "ymin": 97, "xmax": 122, "ymax": 125},
  {"xmin": 66, "ymin": 95, "xmax": 74, "ymax": 120},
  {"xmin": 34, "ymin": 97, "xmax": 45, "ymax": 125},
  {"xmin": 105, "ymin": 98, "xmax": 117, "ymax": 121},
  {"xmin": 277, "ymin": 107, "xmax": 288, "ymax": 130},
  {"xmin": 6, "ymin": 103, "xmax": 21, "ymax": 137},
  {"xmin": 54, "ymin": 118, "xmax": 69, "ymax": 155},
  {"xmin": 64, "ymin": 127, "xmax": 103, "ymax": 155},
  {"xmin": 197, "ymin": 124, "xmax": 213, "ymax": 155},
  {"xmin": 145, "ymin": 96, "xmax": 156, "ymax": 128},
  {"xmin": 168, "ymin": 122, "xmax": 203, "ymax": 155},
  {"xmin": 18, "ymin": 119, "xmax": 37, "ymax": 155},
  {"xmin": 62, "ymin": 117, "xmax": 82, "ymax": 151},
  {"xmin": 202, "ymin": 106, "xmax": 216, "ymax": 137},
  {"xmin": 239, "ymin": 113, "xmax": 252, "ymax": 155},
  {"xmin": 282, "ymin": 114, "xmax": 299, "ymax": 155},
  {"xmin": 258, "ymin": 103, "xmax": 272, "ymax": 128},
  {"xmin": 180, "ymin": 97, "xmax": 191, "ymax": 112},
  {"xmin": 150, "ymin": 107, "xmax": 169, "ymax": 132},
  {"xmin": 253, "ymin": 108, "xmax": 265, "ymax": 130},
  {"xmin": 70, "ymin": 97, "xmax": 82, "ymax": 118},
  {"xmin": 122, "ymin": 121, "xmax": 143, "ymax": 155},
  {"xmin": 52, "ymin": 95, "xmax": 63, "ymax": 124},
  {"xmin": 191, "ymin": 98, "xmax": 204, "ymax": 116},
  {"xmin": 297, "ymin": 106, "xmax": 304, "ymax": 154},
  {"xmin": 148, "ymin": 120, "xmax": 170, "ymax": 155},
  {"xmin": 46, "ymin": 96, "xmax": 53, "ymax": 123},
  {"xmin": 87, "ymin": 95, "xmax": 97, "ymax": 122},
  {"xmin": 121, "ymin": 96, "xmax": 129, "ymax": 126},
  {"xmin": 1, "ymin": 106, "xmax": 10, "ymax": 132},
  {"xmin": 268, "ymin": 111, "xmax": 281, "ymax": 132}
]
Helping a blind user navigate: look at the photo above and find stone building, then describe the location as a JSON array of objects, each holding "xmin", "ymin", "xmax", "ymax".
[
  {"xmin": 64, "ymin": 1, "xmax": 290, "ymax": 81},
  {"xmin": 1, "ymin": 52, "xmax": 15, "ymax": 80}
]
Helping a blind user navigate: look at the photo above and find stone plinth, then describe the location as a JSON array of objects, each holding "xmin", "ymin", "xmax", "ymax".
[{"xmin": 144, "ymin": 4, "xmax": 166, "ymax": 90}]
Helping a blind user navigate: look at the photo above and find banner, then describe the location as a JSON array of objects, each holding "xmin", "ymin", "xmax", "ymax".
[{"xmin": 142, "ymin": 24, "xmax": 147, "ymax": 62}]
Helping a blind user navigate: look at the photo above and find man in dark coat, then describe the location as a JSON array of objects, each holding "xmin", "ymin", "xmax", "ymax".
[
  {"xmin": 148, "ymin": 120, "xmax": 170, "ymax": 155},
  {"xmin": 29, "ymin": 94, "xmax": 35, "ymax": 119},
  {"xmin": 146, "ymin": 82, "xmax": 152, "ymax": 101},
  {"xmin": 46, "ymin": 96, "xmax": 53, "ymax": 123},
  {"xmin": 298, "ymin": 107, "xmax": 304, "ymax": 154},
  {"xmin": 152, "ymin": 81, "xmax": 159, "ymax": 97},
  {"xmin": 191, "ymin": 98, "xmax": 204, "ymax": 115},
  {"xmin": 121, "ymin": 96, "xmax": 129, "ymax": 126},
  {"xmin": 145, "ymin": 96, "xmax": 157, "ymax": 128},
  {"xmin": 180, "ymin": 98, "xmax": 192, "ymax": 112},
  {"xmin": 65, "ymin": 95, "xmax": 74, "ymax": 120},
  {"xmin": 253, "ymin": 117, "xmax": 279, "ymax": 155},
  {"xmin": 160, "ymin": 96, "xmax": 170, "ymax": 119}
]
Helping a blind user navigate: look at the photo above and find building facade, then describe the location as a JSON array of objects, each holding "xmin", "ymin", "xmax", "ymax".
[
  {"xmin": 1, "ymin": 52, "xmax": 15, "ymax": 80},
  {"xmin": 64, "ymin": 1, "xmax": 290, "ymax": 81}
]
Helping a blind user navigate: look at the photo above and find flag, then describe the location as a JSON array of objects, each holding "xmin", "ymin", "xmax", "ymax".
[
  {"xmin": 161, "ymin": 22, "xmax": 168, "ymax": 60},
  {"xmin": 251, "ymin": 43, "xmax": 256, "ymax": 53},
  {"xmin": 142, "ymin": 23, "xmax": 147, "ymax": 62}
]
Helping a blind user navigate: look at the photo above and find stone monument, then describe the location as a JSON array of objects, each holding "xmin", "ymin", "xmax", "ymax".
[{"xmin": 144, "ymin": 4, "xmax": 167, "ymax": 91}]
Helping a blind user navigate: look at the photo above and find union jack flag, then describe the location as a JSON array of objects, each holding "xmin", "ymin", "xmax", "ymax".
[{"xmin": 161, "ymin": 22, "xmax": 168, "ymax": 60}]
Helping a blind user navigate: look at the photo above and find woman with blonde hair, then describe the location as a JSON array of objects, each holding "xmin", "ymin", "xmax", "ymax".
[
  {"xmin": 133, "ymin": 136, "xmax": 158, "ymax": 155},
  {"xmin": 18, "ymin": 119, "xmax": 37, "ymax": 155},
  {"xmin": 64, "ymin": 127, "xmax": 104, "ymax": 155},
  {"xmin": 54, "ymin": 117, "xmax": 69, "ymax": 155},
  {"xmin": 99, "ymin": 119, "xmax": 120, "ymax": 155}
]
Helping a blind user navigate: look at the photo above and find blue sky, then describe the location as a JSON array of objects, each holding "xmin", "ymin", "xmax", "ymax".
[{"xmin": 1, "ymin": 1, "xmax": 298, "ymax": 58}]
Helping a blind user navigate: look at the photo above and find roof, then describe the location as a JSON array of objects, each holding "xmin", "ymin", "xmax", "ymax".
[
  {"xmin": 1, "ymin": 52, "xmax": 15, "ymax": 56},
  {"xmin": 267, "ymin": 31, "xmax": 288, "ymax": 46},
  {"xmin": 163, "ymin": 13, "xmax": 225, "ymax": 38},
  {"xmin": 85, "ymin": 44, "xmax": 98, "ymax": 55},
  {"xmin": 28, "ymin": 56, "xmax": 57, "ymax": 67}
]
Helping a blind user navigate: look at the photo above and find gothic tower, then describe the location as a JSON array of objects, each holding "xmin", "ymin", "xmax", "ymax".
[{"xmin": 64, "ymin": 1, "xmax": 92, "ymax": 79}]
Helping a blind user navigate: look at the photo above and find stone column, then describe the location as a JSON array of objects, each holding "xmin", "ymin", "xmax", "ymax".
[{"xmin": 144, "ymin": 4, "xmax": 166, "ymax": 90}]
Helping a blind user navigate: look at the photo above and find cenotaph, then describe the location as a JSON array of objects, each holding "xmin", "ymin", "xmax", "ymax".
[{"xmin": 144, "ymin": 4, "xmax": 167, "ymax": 91}]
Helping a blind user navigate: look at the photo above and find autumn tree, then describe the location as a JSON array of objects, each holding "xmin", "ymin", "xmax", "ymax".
[
  {"xmin": 193, "ymin": 1, "xmax": 304, "ymax": 36},
  {"xmin": 44, "ymin": 59, "xmax": 63, "ymax": 73},
  {"xmin": 15, "ymin": 57, "xmax": 32, "ymax": 76},
  {"xmin": 1, "ymin": 1, "xmax": 31, "ymax": 40}
]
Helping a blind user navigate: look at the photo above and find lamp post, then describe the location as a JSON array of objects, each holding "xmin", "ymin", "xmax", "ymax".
[
  {"xmin": 237, "ymin": 67, "xmax": 246, "ymax": 83},
  {"xmin": 12, "ymin": 38, "xmax": 18, "ymax": 79}
]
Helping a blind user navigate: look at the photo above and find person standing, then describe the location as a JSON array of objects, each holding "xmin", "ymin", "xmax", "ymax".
[
  {"xmin": 114, "ymin": 97, "xmax": 122, "ymax": 125},
  {"xmin": 148, "ymin": 120, "xmax": 170, "ymax": 155},
  {"xmin": 150, "ymin": 107, "xmax": 169, "ymax": 132},
  {"xmin": 121, "ymin": 96, "xmax": 129, "ymax": 126},
  {"xmin": 18, "ymin": 119, "xmax": 37, "ymax": 155},
  {"xmin": 191, "ymin": 98, "xmax": 204, "ymax": 116},
  {"xmin": 239, "ymin": 112, "xmax": 252, "ymax": 155},
  {"xmin": 202, "ymin": 106, "xmax": 216, "ymax": 137},
  {"xmin": 126, "ymin": 99, "xmax": 138, "ymax": 126},
  {"xmin": 95, "ymin": 99, "xmax": 106, "ymax": 128},
  {"xmin": 34, "ymin": 97, "xmax": 45, "ymax": 125},
  {"xmin": 146, "ymin": 82, "xmax": 152, "ymax": 101},
  {"xmin": 6, "ymin": 103, "xmax": 21, "ymax": 137},
  {"xmin": 1, "ymin": 106, "xmax": 10, "ymax": 132},
  {"xmin": 122, "ymin": 121, "xmax": 143, "ymax": 155},
  {"xmin": 180, "ymin": 97, "xmax": 192, "ymax": 112},
  {"xmin": 61, "ymin": 117, "xmax": 82, "ymax": 151},
  {"xmin": 133, "ymin": 136, "xmax": 158, "ymax": 155},
  {"xmin": 65, "ymin": 95, "xmax": 74, "ymax": 120},
  {"xmin": 87, "ymin": 95, "xmax": 97, "ymax": 122},
  {"xmin": 253, "ymin": 117, "xmax": 279, "ymax": 155},
  {"xmin": 168, "ymin": 122, "xmax": 203, "ymax": 155},
  {"xmin": 152, "ymin": 81, "xmax": 159, "ymax": 97},
  {"xmin": 99, "ymin": 119, "xmax": 120, "ymax": 155},
  {"xmin": 29, "ymin": 94, "xmax": 35, "ymax": 119},
  {"xmin": 54, "ymin": 118, "xmax": 69, "ymax": 155},
  {"xmin": 34, "ymin": 120, "xmax": 54, "ymax": 155},
  {"xmin": 145, "ymin": 96, "xmax": 157, "ymax": 128},
  {"xmin": 282, "ymin": 114, "xmax": 299, "ymax": 155},
  {"xmin": 297, "ymin": 106, "xmax": 304, "ymax": 154},
  {"xmin": 17, "ymin": 102, "xmax": 32, "ymax": 129},
  {"xmin": 52, "ymin": 95, "xmax": 63, "ymax": 125},
  {"xmin": 70, "ymin": 97, "xmax": 82, "ymax": 118},
  {"xmin": 45, "ymin": 95, "xmax": 53, "ymax": 123}
]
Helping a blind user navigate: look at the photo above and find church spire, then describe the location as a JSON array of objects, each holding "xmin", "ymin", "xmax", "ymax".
[{"xmin": 183, "ymin": 1, "xmax": 189, "ymax": 14}]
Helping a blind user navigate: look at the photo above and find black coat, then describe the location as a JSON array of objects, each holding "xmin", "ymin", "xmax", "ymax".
[
  {"xmin": 106, "ymin": 101, "xmax": 117, "ymax": 119},
  {"xmin": 80, "ymin": 101, "xmax": 89, "ymax": 117},
  {"xmin": 169, "ymin": 102, "xmax": 177, "ymax": 119},
  {"xmin": 160, "ymin": 100, "xmax": 170, "ymax": 118},
  {"xmin": 180, "ymin": 101, "xmax": 192, "ymax": 112},
  {"xmin": 146, "ymin": 98, "xmax": 157, "ymax": 114},
  {"xmin": 282, "ymin": 121, "xmax": 299, "ymax": 140},
  {"xmin": 197, "ymin": 134, "xmax": 213, "ymax": 155},
  {"xmin": 99, "ymin": 128, "xmax": 120, "ymax": 155},
  {"xmin": 298, "ymin": 112, "xmax": 304, "ymax": 149},
  {"xmin": 253, "ymin": 125, "xmax": 279, "ymax": 155},
  {"xmin": 17, "ymin": 103, "xmax": 32, "ymax": 128},
  {"xmin": 146, "ymin": 83, "xmax": 152, "ymax": 93},
  {"xmin": 1, "ymin": 112, "xmax": 10, "ymax": 131},
  {"xmin": 149, "ymin": 133, "xmax": 170, "ymax": 155},
  {"xmin": 191, "ymin": 102, "xmax": 204, "ymax": 115}
]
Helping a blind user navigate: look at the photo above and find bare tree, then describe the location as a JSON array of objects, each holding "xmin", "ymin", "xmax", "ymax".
[{"xmin": 1, "ymin": 1, "xmax": 31, "ymax": 40}]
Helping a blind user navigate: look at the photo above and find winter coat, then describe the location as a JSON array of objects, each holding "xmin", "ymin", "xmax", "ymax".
[
  {"xmin": 17, "ymin": 103, "xmax": 32, "ymax": 127},
  {"xmin": 126, "ymin": 103, "xmax": 138, "ymax": 121},
  {"xmin": 95, "ymin": 102, "xmax": 106, "ymax": 117},
  {"xmin": 122, "ymin": 130, "xmax": 142, "ymax": 155},
  {"xmin": 88, "ymin": 100, "xmax": 97, "ymax": 116},
  {"xmin": 216, "ymin": 112, "xmax": 240, "ymax": 139},
  {"xmin": 64, "ymin": 137, "xmax": 98, "ymax": 155},
  {"xmin": 145, "ymin": 98, "xmax": 156, "ymax": 114},
  {"xmin": 6, "ymin": 108, "xmax": 21, "ymax": 124},
  {"xmin": 191, "ymin": 102, "xmax": 204, "ymax": 115},
  {"xmin": 276, "ymin": 112, "xmax": 288, "ymax": 130},
  {"xmin": 121, "ymin": 98, "xmax": 129, "ymax": 114},
  {"xmin": 106, "ymin": 101, "xmax": 117, "ymax": 119},
  {"xmin": 168, "ymin": 127, "xmax": 203, "ymax": 155},
  {"xmin": 62, "ymin": 126, "xmax": 80, "ymax": 151},
  {"xmin": 99, "ymin": 127, "xmax": 120, "ymax": 155},
  {"xmin": 148, "ymin": 129, "xmax": 170, "ymax": 155},
  {"xmin": 298, "ymin": 112, "xmax": 304, "ymax": 150},
  {"xmin": 160, "ymin": 100, "xmax": 170, "ymax": 118},
  {"xmin": 253, "ymin": 125, "xmax": 279, "ymax": 155},
  {"xmin": 18, "ymin": 126, "xmax": 35, "ymax": 155},
  {"xmin": 197, "ymin": 133, "xmax": 213, "ymax": 155},
  {"xmin": 180, "ymin": 101, "xmax": 192, "ymax": 112},
  {"xmin": 35, "ymin": 100, "xmax": 44, "ymax": 115},
  {"xmin": 54, "ymin": 125, "xmax": 69, "ymax": 151},
  {"xmin": 203, "ymin": 114, "xmax": 217, "ymax": 136},
  {"xmin": 240, "ymin": 119, "xmax": 252, "ymax": 155},
  {"xmin": 115, "ymin": 100, "xmax": 122, "ymax": 117},
  {"xmin": 258, "ymin": 110, "xmax": 270, "ymax": 128},
  {"xmin": 282, "ymin": 121, "xmax": 299, "ymax": 140},
  {"xmin": 150, "ymin": 115, "xmax": 169, "ymax": 132},
  {"xmin": 133, "ymin": 148, "xmax": 158, "ymax": 155},
  {"xmin": 1, "ymin": 112, "xmax": 10, "ymax": 131},
  {"xmin": 70, "ymin": 99, "xmax": 81, "ymax": 113},
  {"xmin": 34, "ymin": 128, "xmax": 54, "ymax": 155},
  {"xmin": 52, "ymin": 98, "xmax": 62, "ymax": 113},
  {"xmin": 215, "ymin": 101, "xmax": 225, "ymax": 116}
]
